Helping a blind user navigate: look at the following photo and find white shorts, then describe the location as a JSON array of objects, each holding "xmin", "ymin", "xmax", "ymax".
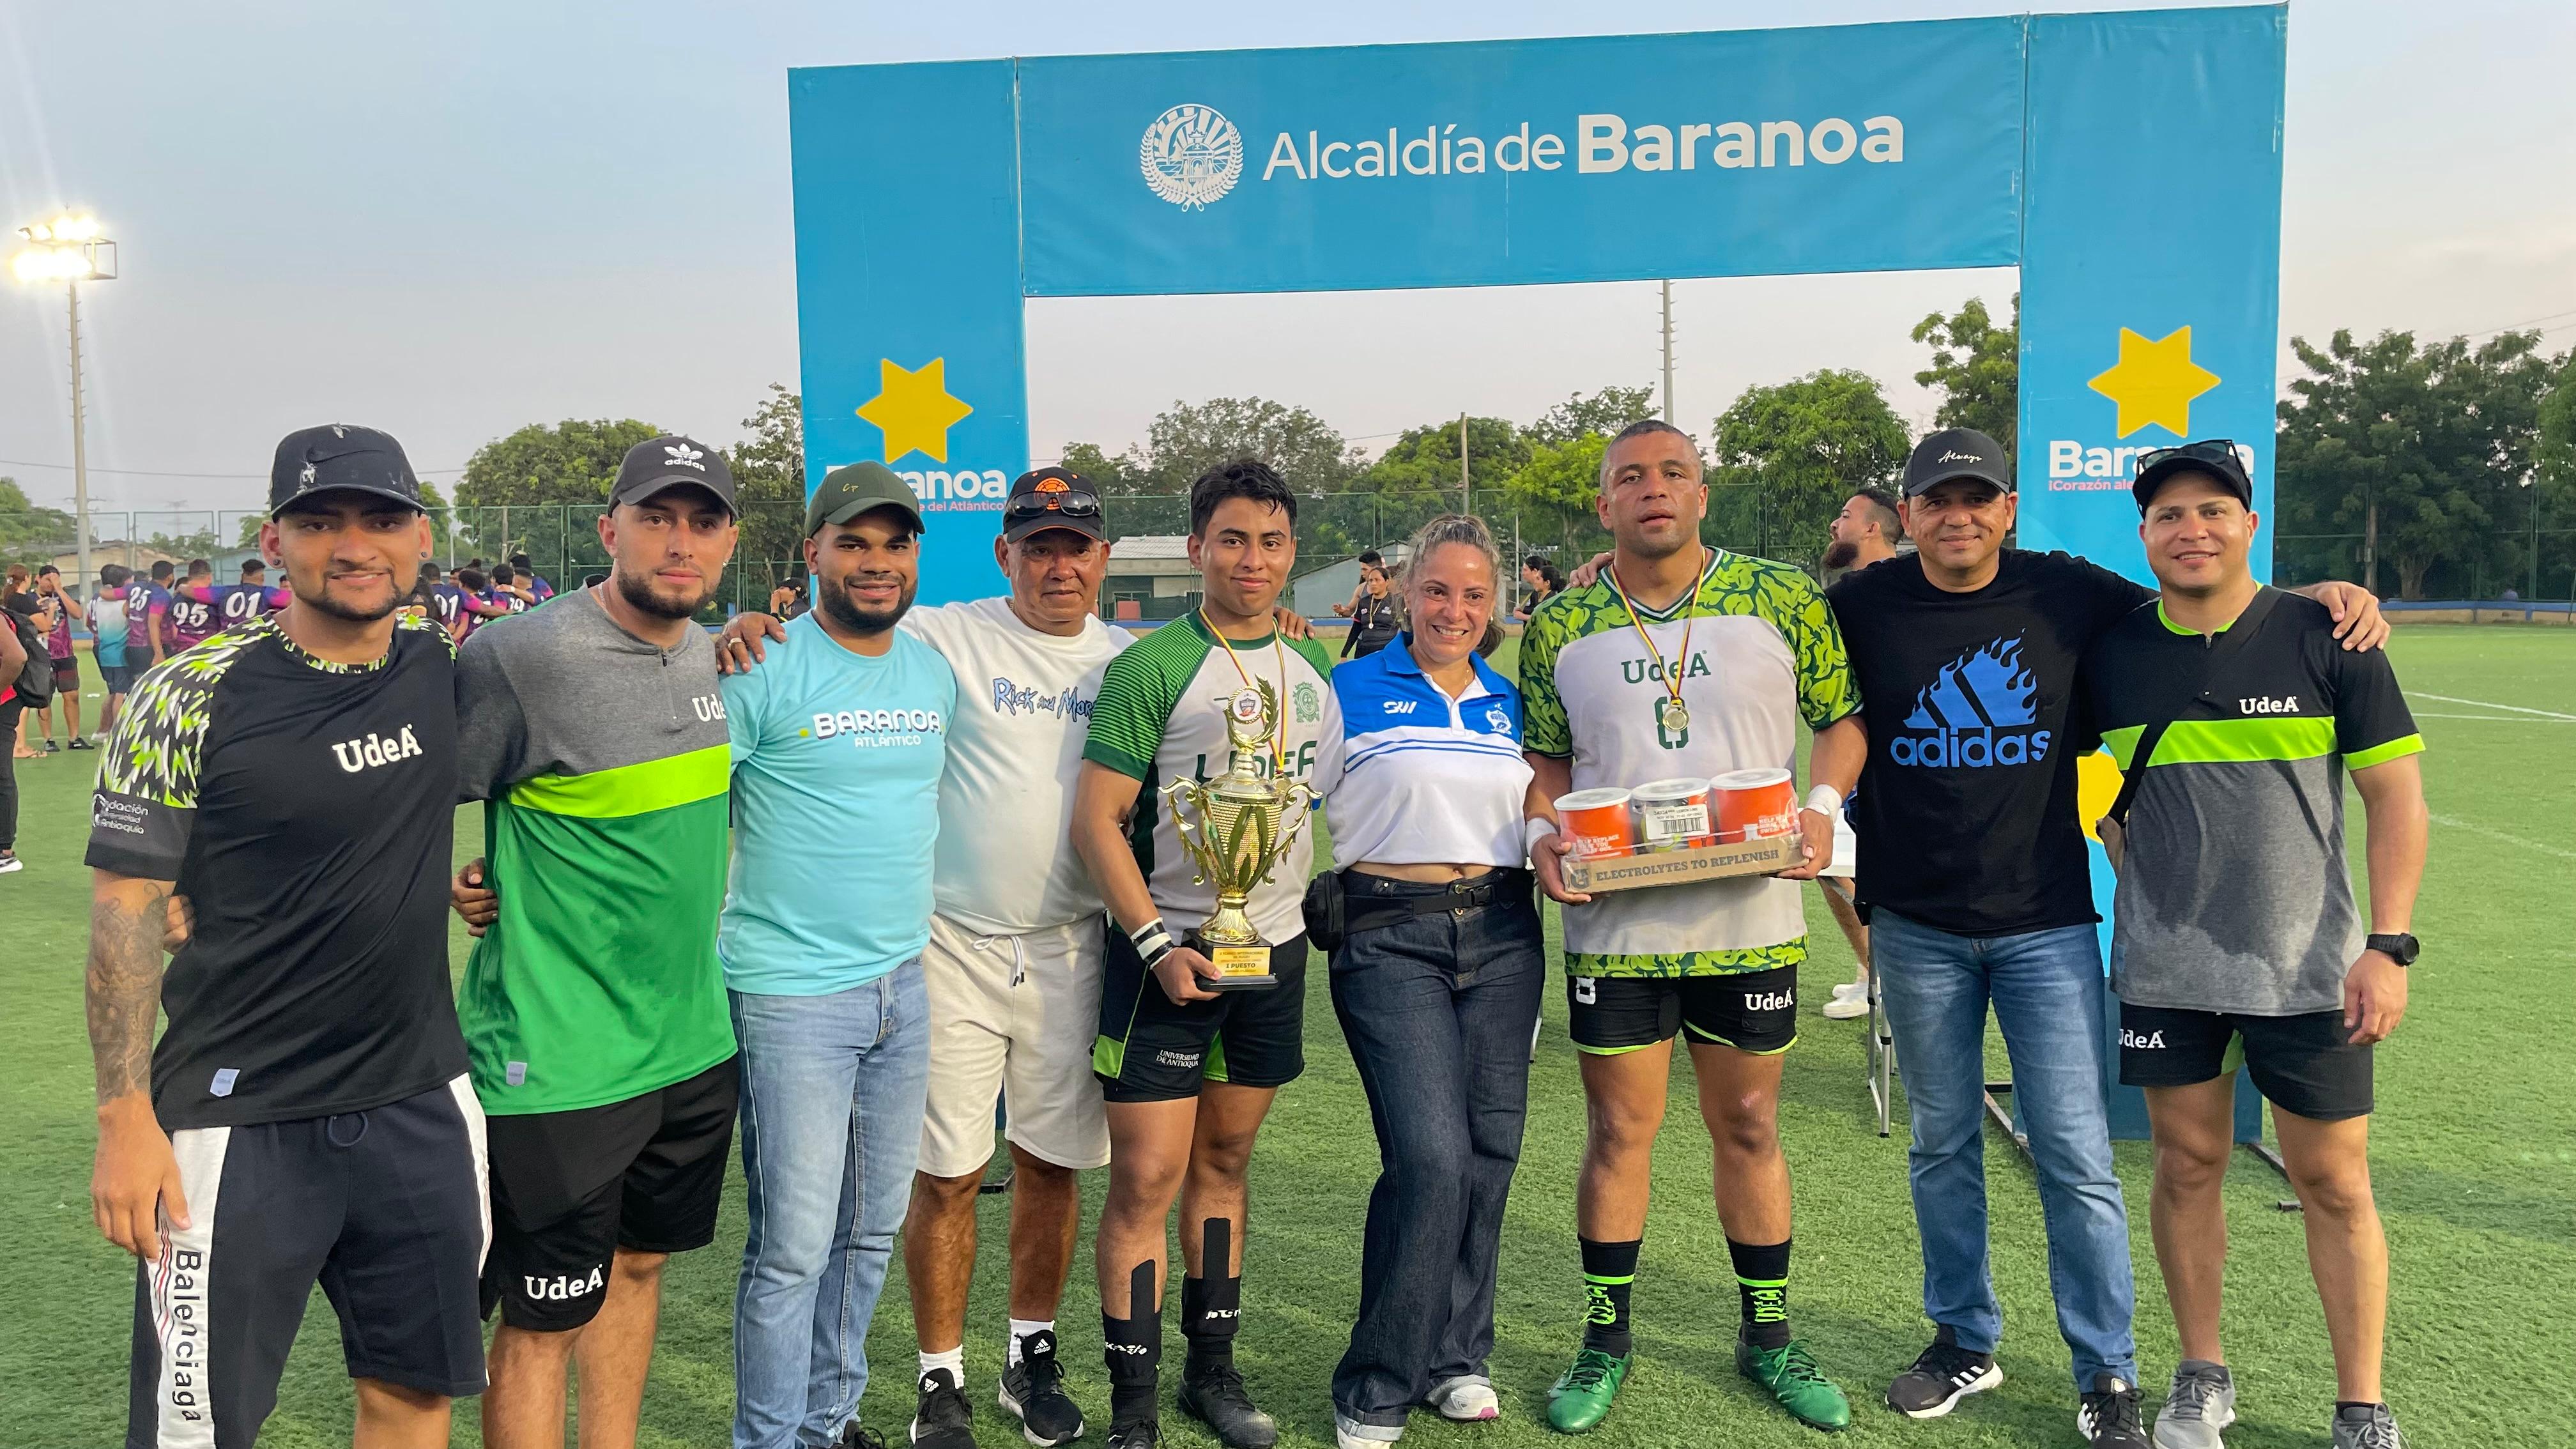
[{"xmin": 918, "ymin": 912, "xmax": 1111, "ymax": 1179}]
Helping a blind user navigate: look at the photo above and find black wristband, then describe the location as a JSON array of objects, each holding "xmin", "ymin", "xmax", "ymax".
[{"xmin": 1131, "ymin": 916, "xmax": 1175, "ymax": 967}]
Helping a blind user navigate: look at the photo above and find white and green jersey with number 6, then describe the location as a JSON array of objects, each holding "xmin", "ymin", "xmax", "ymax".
[
  {"xmin": 1521, "ymin": 548, "xmax": 1860, "ymax": 977},
  {"xmin": 1080, "ymin": 615, "xmax": 1342, "ymax": 942}
]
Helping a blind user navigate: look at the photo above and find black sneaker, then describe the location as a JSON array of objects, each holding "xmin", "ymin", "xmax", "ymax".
[
  {"xmin": 68, "ymin": 736, "xmax": 92, "ymax": 750},
  {"xmin": 839, "ymin": 1424, "xmax": 891, "ymax": 1449},
  {"xmin": 914, "ymin": 1368, "xmax": 979, "ymax": 1448},
  {"xmin": 1178, "ymin": 1363, "xmax": 1277, "ymax": 1449},
  {"xmin": 1105, "ymin": 1420, "xmax": 1159, "ymax": 1449},
  {"xmin": 2079, "ymin": 1374, "xmax": 2152, "ymax": 1449},
  {"xmin": 1887, "ymin": 1326, "xmax": 2002, "ymax": 1419},
  {"xmin": 1000, "ymin": 1331, "xmax": 1085, "ymax": 1446},
  {"xmin": 40, "ymin": 738, "xmax": 57, "ymax": 753}
]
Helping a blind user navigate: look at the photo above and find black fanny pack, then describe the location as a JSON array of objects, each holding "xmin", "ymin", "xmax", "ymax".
[{"xmin": 1301, "ymin": 868, "xmax": 1531, "ymax": 952}]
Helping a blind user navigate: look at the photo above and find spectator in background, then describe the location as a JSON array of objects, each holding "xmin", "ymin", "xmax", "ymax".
[
  {"xmin": 1515, "ymin": 554, "xmax": 1564, "ymax": 620},
  {"xmin": 1822, "ymin": 486, "xmax": 1905, "ymax": 579},
  {"xmin": 32, "ymin": 565, "xmax": 87, "ymax": 751},
  {"xmin": 507, "ymin": 551, "xmax": 556, "ymax": 602},
  {"xmin": 768, "ymin": 568, "xmax": 809, "ymax": 621},
  {"xmin": 1340, "ymin": 556, "xmax": 1402, "ymax": 661},
  {"xmin": 0, "ymin": 586, "xmax": 26, "ymax": 870},
  {"xmin": 487, "ymin": 563, "xmax": 535, "ymax": 615},
  {"xmin": 4, "ymin": 567, "xmax": 42, "ymax": 760},
  {"xmin": 163, "ymin": 558, "xmax": 222, "ymax": 654},
  {"xmin": 131, "ymin": 560, "xmax": 174, "ymax": 668},
  {"xmin": 88, "ymin": 564, "xmax": 134, "ymax": 739}
]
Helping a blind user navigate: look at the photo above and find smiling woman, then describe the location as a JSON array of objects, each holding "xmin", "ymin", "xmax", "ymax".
[{"xmin": 1307, "ymin": 512, "xmax": 1546, "ymax": 1446}]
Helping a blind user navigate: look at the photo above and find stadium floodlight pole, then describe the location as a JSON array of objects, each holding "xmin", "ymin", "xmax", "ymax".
[{"xmin": 12, "ymin": 213, "xmax": 118, "ymax": 601}]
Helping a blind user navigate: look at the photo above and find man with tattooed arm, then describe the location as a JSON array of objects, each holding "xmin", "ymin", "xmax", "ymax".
[{"xmin": 85, "ymin": 425, "xmax": 488, "ymax": 1449}]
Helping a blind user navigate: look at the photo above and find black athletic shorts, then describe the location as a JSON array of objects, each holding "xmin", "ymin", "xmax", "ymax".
[
  {"xmin": 127, "ymin": 1077, "xmax": 489, "ymax": 1449},
  {"xmin": 480, "ymin": 1055, "xmax": 738, "ymax": 1331},
  {"xmin": 1568, "ymin": 965, "xmax": 1800, "ymax": 1056},
  {"xmin": 1093, "ymin": 923, "xmax": 1308, "ymax": 1103},
  {"xmin": 2118, "ymin": 1001, "xmax": 2373, "ymax": 1121},
  {"xmin": 51, "ymin": 656, "xmax": 79, "ymax": 691},
  {"xmin": 100, "ymin": 659, "xmax": 135, "ymax": 693}
]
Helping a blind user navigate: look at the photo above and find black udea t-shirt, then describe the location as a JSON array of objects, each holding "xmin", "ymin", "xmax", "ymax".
[{"xmin": 1827, "ymin": 550, "xmax": 2150, "ymax": 937}]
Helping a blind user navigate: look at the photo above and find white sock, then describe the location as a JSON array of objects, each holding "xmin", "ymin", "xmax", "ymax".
[
  {"xmin": 1008, "ymin": 1319, "xmax": 1056, "ymax": 1367},
  {"xmin": 921, "ymin": 1346, "xmax": 965, "ymax": 1384}
]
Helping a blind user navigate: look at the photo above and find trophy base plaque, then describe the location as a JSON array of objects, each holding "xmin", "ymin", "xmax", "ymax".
[{"xmin": 1198, "ymin": 939, "xmax": 1278, "ymax": 992}]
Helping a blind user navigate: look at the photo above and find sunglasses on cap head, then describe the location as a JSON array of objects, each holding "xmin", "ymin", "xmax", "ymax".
[
  {"xmin": 2135, "ymin": 439, "xmax": 2247, "ymax": 478},
  {"xmin": 1006, "ymin": 491, "xmax": 1102, "ymax": 520}
]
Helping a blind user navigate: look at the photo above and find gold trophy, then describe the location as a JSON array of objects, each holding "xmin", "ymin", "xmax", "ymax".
[{"xmin": 1161, "ymin": 681, "xmax": 1317, "ymax": 991}]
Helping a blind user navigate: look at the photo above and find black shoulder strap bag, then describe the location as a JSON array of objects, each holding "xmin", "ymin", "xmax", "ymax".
[{"xmin": 2099, "ymin": 586, "xmax": 2281, "ymax": 865}]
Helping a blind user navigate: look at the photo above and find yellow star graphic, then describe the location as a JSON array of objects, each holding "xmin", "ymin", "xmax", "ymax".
[
  {"xmin": 2087, "ymin": 326, "xmax": 2220, "ymax": 440},
  {"xmin": 855, "ymin": 357, "xmax": 973, "ymax": 464}
]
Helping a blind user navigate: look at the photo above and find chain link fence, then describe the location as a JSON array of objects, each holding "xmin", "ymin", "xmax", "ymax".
[{"xmin": 20, "ymin": 509, "xmax": 2568, "ymax": 625}]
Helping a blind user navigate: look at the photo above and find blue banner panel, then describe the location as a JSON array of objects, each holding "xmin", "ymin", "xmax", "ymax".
[
  {"xmin": 2017, "ymin": 4, "xmax": 2287, "ymax": 586},
  {"xmin": 790, "ymin": 61, "xmax": 1031, "ymax": 605},
  {"xmin": 2016, "ymin": 5, "xmax": 2285, "ymax": 1142},
  {"xmin": 1015, "ymin": 20, "xmax": 2027, "ymax": 297}
]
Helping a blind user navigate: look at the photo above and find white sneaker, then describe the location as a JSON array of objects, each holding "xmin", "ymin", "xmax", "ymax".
[
  {"xmin": 1829, "ymin": 977, "xmax": 1867, "ymax": 1001},
  {"xmin": 0, "ymin": 852, "xmax": 21, "ymax": 875},
  {"xmin": 1822, "ymin": 993, "xmax": 1869, "ymax": 1020},
  {"xmin": 1428, "ymin": 1377, "xmax": 1499, "ymax": 1421}
]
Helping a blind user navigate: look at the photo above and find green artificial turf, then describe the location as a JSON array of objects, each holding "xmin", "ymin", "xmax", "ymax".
[{"xmin": 3, "ymin": 625, "xmax": 2568, "ymax": 1446}]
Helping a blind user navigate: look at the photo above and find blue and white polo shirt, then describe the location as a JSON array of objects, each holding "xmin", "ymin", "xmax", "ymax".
[{"xmin": 1317, "ymin": 635, "xmax": 1533, "ymax": 871}]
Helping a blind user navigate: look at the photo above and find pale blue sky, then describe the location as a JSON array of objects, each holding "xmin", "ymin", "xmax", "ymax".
[{"xmin": 3, "ymin": 0, "xmax": 2569, "ymax": 514}]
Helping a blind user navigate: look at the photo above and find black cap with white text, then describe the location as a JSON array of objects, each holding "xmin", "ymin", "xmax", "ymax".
[{"xmin": 1899, "ymin": 427, "xmax": 2013, "ymax": 498}]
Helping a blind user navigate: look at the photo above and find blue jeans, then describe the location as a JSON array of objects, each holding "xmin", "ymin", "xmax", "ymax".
[
  {"xmin": 1326, "ymin": 872, "xmax": 1546, "ymax": 1429},
  {"xmin": 1872, "ymin": 910, "xmax": 2136, "ymax": 1391},
  {"xmin": 729, "ymin": 962, "xmax": 931, "ymax": 1449}
]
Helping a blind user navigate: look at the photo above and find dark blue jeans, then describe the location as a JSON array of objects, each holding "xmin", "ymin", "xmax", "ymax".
[
  {"xmin": 1873, "ymin": 909, "xmax": 2137, "ymax": 1391},
  {"xmin": 1327, "ymin": 871, "xmax": 1546, "ymax": 1429}
]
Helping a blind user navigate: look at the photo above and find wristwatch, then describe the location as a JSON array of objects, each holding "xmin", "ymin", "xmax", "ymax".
[{"xmin": 2365, "ymin": 932, "xmax": 2419, "ymax": 967}]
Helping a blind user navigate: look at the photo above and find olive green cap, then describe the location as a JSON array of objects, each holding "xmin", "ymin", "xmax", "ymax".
[{"xmin": 806, "ymin": 461, "xmax": 926, "ymax": 537}]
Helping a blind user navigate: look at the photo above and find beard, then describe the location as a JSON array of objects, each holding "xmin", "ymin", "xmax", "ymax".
[
  {"xmin": 1822, "ymin": 539, "xmax": 1859, "ymax": 571},
  {"xmin": 615, "ymin": 568, "xmax": 716, "ymax": 622},
  {"xmin": 820, "ymin": 571, "xmax": 916, "ymax": 636},
  {"xmin": 294, "ymin": 571, "xmax": 403, "ymax": 624}
]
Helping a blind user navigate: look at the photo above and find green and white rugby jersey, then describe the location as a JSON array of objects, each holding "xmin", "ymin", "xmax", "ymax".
[
  {"xmin": 1081, "ymin": 615, "xmax": 1340, "ymax": 942},
  {"xmin": 1522, "ymin": 547, "xmax": 1860, "ymax": 977}
]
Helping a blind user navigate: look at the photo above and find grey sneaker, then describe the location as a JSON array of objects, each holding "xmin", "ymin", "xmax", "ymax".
[
  {"xmin": 2152, "ymin": 1361, "xmax": 2236, "ymax": 1449},
  {"xmin": 2331, "ymin": 1404, "xmax": 2405, "ymax": 1449}
]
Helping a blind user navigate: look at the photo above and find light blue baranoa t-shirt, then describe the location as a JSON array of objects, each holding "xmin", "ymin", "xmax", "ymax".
[{"xmin": 717, "ymin": 609, "xmax": 957, "ymax": 995}]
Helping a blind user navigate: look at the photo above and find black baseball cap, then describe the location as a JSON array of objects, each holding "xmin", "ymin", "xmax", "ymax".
[
  {"xmin": 269, "ymin": 425, "xmax": 425, "ymax": 516},
  {"xmin": 1899, "ymin": 427, "xmax": 2012, "ymax": 498},
  {"xmin": 610, "ymin": 435, "xmax": 739, "ymax": 516},
  {"xmin": 2131, "ymin": 439, "xmax": 2254, "ymax": 514},
  {"xmin": 1002, "ymin": 467, "xmax": 1107, "ymax": 544},
  {"xmin": 805, "ymin": 461, "xmax": 926, "ymax": 537}
]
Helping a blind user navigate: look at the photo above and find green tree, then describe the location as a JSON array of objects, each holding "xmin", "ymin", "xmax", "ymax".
[
  {"xmin": 1142, "ymin": 397, "xmax": 1363, "ymax": 496},
  {"xmin": 2274, "ymin": 329, "xmax": 2556, "ymax": 598},
  {"xmin": 1708, "ymin": 369, "xmax": 1910, "ymax": 567},
  {"xmin": 1526, "ymin": 385, "xmax": 1657, "ymax": 447},
  {"xmin": 0, "ymin": 478, "xmax": 78, "ymax": 569},
  {"xmin": 452, "ymin": 417, "xmax": 662, "ymax": 579},
  {"xmin": 726, "ymin": 385, "xmax": 809, "ymax": 604},
  {"xmin": 1344, "ymin": 416, "xmax": 1530, "ymax": 552},
  {"xmin": 1912, "ymin": 294, "xmax": 2019, "ymax": 453}
]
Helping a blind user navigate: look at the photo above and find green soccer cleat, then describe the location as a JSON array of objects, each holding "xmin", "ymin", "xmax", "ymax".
[
  {"xmin": 1737, "ymin": 1337, "xmax": 1853, "ymax": 1432},
  {"xmin": 1545, "ymin": 1347, "xmax": 1632, "ymax": 1434}
]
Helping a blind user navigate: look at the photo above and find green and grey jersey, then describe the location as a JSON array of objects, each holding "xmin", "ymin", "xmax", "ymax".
[
  {"xmin": 2082, "ymin": 590, "xmax": 2424, "ymax": 1016},
  {"xmin": 1080, "ymin": 615, "xmax": 1340, "ymax": 942},
  {"xmin": 454, "ymin": 588, "xmax": 736, "ymax": 1114}
]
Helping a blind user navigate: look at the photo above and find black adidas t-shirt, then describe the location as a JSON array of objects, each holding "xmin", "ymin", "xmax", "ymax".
[
  {"xmin": 86, "ymin": 615, "xmax": 468, "ymax": 1129},
  {"xmin": 1827, "ymin": 550, "xmax": 2150, "ymax": 937}
]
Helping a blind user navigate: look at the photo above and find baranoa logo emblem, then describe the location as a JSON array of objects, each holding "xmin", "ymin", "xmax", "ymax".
[
  {"xmin": 1140, "ymin": 103, "xmax": 1243, "ymax": 210},
  {"xmin": 1890, "ymin": 638, "xmax": 2051, "ymax": 768}
]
